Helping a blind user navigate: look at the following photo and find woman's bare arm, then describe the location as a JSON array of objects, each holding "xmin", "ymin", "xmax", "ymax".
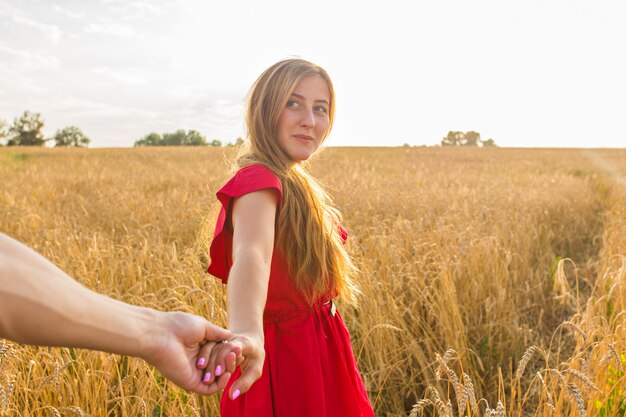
[{"xmin": 202, "ymin": 188, "xmax": 278, "ymax": 399}]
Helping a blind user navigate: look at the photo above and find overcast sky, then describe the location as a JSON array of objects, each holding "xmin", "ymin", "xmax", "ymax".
[{"xmin": 0, "ymin": 0, "xmax": 624, "ymax": 148}]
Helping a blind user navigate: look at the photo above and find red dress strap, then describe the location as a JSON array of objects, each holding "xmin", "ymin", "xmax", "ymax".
[{"xmin": 207, "ymin": 164, "xmax": 283, "ymax": 283}]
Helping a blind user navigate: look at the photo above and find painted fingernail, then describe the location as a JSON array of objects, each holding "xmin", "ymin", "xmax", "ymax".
[
  {"xmin": 197, "ymin": 357, "xmax": 206, "ymax": 367},
  {"xmin": 232, "ymin": 389, "xmax": 240, "ymax": 400},
  {"xmin": 203, "ymin": 372, "xmax": 211, "ymax": 383},
  {"xmin": 215, "ymin": 365, "xmax": 223, "ymax": 376}
]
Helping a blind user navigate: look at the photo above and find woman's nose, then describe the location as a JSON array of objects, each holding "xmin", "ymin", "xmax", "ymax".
[{"xmin": 300, "ymin": 107, "xmax": 315, "ymax": 127}]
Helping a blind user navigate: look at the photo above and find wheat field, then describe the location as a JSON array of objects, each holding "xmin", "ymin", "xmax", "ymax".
[{"xmin": 1, "ymin": 146, "xmax": 625, "ymax": 417}]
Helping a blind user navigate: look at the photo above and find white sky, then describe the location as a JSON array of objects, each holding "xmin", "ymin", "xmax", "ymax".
[{"xmin": 0, "ymin": 0, "xmax": 624, "ymax": 148}]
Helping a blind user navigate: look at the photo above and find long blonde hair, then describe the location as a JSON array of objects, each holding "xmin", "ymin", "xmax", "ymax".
[{"xmin": 236, "ymin": 58, "xmax": 359, "ymax": 305}]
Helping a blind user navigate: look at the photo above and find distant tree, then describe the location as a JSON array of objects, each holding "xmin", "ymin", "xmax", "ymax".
[
  {"xmin": 441, "ymin": 130, "xmax": 497, "ymax": 147},
  {"xmin": 8, "ymin": 111, "xmax": 46, "ymax": 146},
  {"xmin": 134, "ymin": 130, "xmax": 208, "ymax": 147},
  {"xmin": 481, "ymin": 138, "xmax": 496, "ymax": 147},
  {"xmin": 227, "ymin": 137, "xmax": 244, "ymax": 147},
  {"xmin": 464, "ymin": 131, "xmax": 481, "ymax": 146},
  {"xmin": 53, "ymin": 126, "xmax": 91, "ymax": 147},
  {"xmin": 441, "ymin": 131, "xmax": 464, "ymax": 146},
  {"xmin": 185, "ymin": 130, "xmax": 208, "ymax": 146},
  {"xmin": 161, "ymin": 130, "xmax": 186, "ymax": 146},
  {"xmin": 0, "ymin": 119, "xmax": 8, "ymax": 145},
  {"xmin": 134, "ymin": 132, "xmax": 162, "ymax": 147},
  {"xmin": 209, "ymin": 139, "xmax": 222, "ymax": 147}
]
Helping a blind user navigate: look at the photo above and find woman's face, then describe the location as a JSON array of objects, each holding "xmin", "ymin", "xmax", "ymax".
[{"xmin": 277, "ymin": 75, "xmax": 331, "ymax": 162}]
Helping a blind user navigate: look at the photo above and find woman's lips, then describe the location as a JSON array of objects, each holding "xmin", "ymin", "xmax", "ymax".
[{"xmin": 293, "ymin": 134, "xmax": 314, "ymax": 141}]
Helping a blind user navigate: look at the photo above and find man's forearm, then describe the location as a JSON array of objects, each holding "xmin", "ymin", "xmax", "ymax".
[{"xmin": 0, "ymin": 233, "xmax": 155, "ymax": 357}]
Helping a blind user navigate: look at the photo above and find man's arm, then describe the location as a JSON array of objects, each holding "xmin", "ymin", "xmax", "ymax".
[{"xmin": 0, "ymin": 233, "xmax": 235, "ymax": 395}]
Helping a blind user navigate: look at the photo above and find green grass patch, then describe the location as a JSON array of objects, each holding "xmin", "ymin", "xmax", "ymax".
[{"xmin": 0, "ymin": 152, "xmax": 32, "ymax": 165}]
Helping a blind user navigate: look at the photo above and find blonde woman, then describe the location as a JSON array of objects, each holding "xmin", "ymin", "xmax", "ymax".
[{"xmin": 198, "ymin": 59, "xmax": 375, "ymax": 416}]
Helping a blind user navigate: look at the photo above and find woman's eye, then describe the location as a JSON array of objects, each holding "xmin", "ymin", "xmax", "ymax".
[
  {"xmin": 315, "ymin": 105, "xmax": 328, "ymax": 114},
  {"xmin": 286, "ymin": 100, "xmax": 299, "ymax": 108}
]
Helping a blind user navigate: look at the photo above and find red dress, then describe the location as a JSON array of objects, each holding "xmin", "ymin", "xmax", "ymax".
[{"xmin": 208, "ymin": 164, "xmax": 375, "ymax": 417}]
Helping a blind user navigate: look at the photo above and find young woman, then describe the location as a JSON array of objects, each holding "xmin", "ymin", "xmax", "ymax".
[{"xmin": 199, "ymin": 59, "xmax": 375, "ymax": 417}]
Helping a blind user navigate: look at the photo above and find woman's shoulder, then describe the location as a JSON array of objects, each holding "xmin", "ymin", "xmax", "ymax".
[
  {"xmin": 233, "ymin": 163, "xmax": 279, "ymax": 181},
  {"xmin": 208, "ymin": 163, "xmax": 283, "ymax": 281},
  {"xmin": 218, "ymin": 163, "xmax": 283, "ymax": 205}
]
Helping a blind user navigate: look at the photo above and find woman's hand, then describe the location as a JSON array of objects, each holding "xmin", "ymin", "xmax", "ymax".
[
  {"xmin": 197, "ymin": 333, "xmax": 265, "ymax": 399},
  {"xmin": 196, "ymin": 338, "xmax": 241, "ymax": 386}
]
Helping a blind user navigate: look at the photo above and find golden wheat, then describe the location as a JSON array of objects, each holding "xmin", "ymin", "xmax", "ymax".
[{"xmin": 0, "ymin": 146, "xmax": 625, "ymax": 416}]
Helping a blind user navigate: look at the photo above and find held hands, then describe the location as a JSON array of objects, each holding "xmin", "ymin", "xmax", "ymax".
[
  {"xmin": 143, "ymin": 311, "xmax": 240, "ymax": 395},
  {"xmin": 196, "ymin": 333, "xmax": 265, "ymax": 400},
  {"xmin": 0, "ymin": 233, "xmax": 262, "ymax": 397},
  {"xmin": 144, "ymin": 309, "xmax": 264, "ymax": 398}
]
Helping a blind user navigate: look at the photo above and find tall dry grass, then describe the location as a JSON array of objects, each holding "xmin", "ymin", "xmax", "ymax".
[{"xmin": 0, "ymin": 146, "xmax": 624, "ymax": 416}]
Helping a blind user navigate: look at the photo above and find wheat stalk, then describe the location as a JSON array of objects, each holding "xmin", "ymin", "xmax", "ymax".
[
  {"xmin": 562, "ymin": 321, "xmax": 588, "ymax": 341},
  {"xmin": 607, "ymin": 343, "xmax": 622, "ymax": 369},
  {"xmin": 435, "ymin": 353, "xmax": 462, "ymax": 413},
  {"xmin": 515, "ymin": 345, "xmax": 537, "ymax": 380},
  {"xmin": 566, "ymin": 383, "xmax": 586, "ymax": 417},
  {"xmin": 41, "ymin": 406, "xmax": 62, "ymax": 417},
  {"xmin": 566, "ymin": 369, "xmax": 599, "ymax": 391},
  {"xmin": 59, "ymin": 406, "xmax": 86, "ymax": 417},
  {"xmin": 409, "ymin": 399, "xmax": 434, "ymax": 417},
  {"xmin": 536, "ymin": 371, "xmax": 555, "ymax": 411},
  {"xmin": 463, "ymin": 372, "xmax": 478, "ymax": 415}
]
